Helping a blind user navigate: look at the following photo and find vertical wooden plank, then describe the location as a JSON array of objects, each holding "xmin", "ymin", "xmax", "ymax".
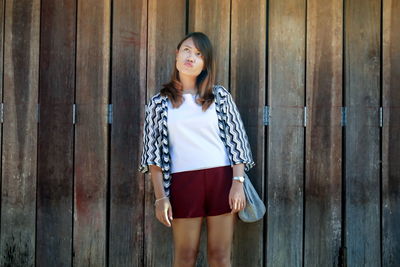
[
  {"xmin": 147, "ymin": 0, "xmax": 186, "ymax": 93},
  {"xmin": 188, "ymin": 0, "xmax": 230, "ymax": 86},
  {"xmin": 74, "ymin": 0, "xmax": 110, "ymax": 265},
  {"xmin": 36, "ymin": 1, "xmax": 76, "ymax": 266},
  {"xmin": 382, "ymin": 0, "xmax": 400, "ymax": 266},
  {"xmin": 267, "ymin": 0, "xmax": 305, "ymax": 266},
  {"xmin": 0, "ymin": 4, "xmax": 3, "ymax": 261},
  {"xmin": 187, "ymin": 2, "xmax": 230, "ymax": 265},
  {"xmin": 109, "ymin": 0, "xmax": 147, "ymax": 266},
  {"xmin": 0, "ymin": 0, "xmax": 40, "ymax": 266},
  {"xmin": 0, "ymin": 0, "xmax": 5, "ymax": 262},
  {"xmin": 345, "ymin": 0, "xmax": 381, "ymax": 266},
  {"xmin": 0, "ymin": 0, "xmax": 3, "ymax": 112},
  {"xmin": 146, "ymin": 0, "xmax": 186, "ymax": 266},
  {"xmin": 230, "ymin": 0, "xmax": 266, "ymax": 266},
  {"xmin": 304, "ymin": 0, "xmax": 343, "ymax": 266}
]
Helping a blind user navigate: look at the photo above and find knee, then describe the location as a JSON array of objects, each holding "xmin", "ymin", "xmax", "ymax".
[
  {"xmin": 207, "ymin": 247, "xmax": 231, "ymax": 265},
  {"xmin": 174, "ymin": 247, "xmax": 199, "ymax": 266}
]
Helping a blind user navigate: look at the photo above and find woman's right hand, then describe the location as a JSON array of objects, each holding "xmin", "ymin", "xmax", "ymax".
[{"xmin": 155, "ymin": 197, "xmax": 173, "ymax": 227}]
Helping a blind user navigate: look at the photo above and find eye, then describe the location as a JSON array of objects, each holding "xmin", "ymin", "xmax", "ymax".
[{"xmin": 196, "ymin": 52, "xmax": 202, "ymax": 56}]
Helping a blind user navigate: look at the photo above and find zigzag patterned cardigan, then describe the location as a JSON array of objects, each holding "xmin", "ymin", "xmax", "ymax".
[{"xmin": 139, "ymin": 85, "xmax": 255, "ymax": 197}]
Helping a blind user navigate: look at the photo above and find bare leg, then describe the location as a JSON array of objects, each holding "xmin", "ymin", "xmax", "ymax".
[
  {"xmin": 206, "ymin": 212, "xmax": 237, "ymax": 267},
  {"xmin": 171, "ymin": 217, "xmax": 203, "ymax": 267}
]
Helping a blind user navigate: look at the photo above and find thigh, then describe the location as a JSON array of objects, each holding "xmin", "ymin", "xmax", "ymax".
[
  {"xmin": 206, "ymin": 213, "xmax": 237, "ymax": 250},
  {"xmin": 171, "ymin": 217, "xmax": 203, "ymax": 251}
]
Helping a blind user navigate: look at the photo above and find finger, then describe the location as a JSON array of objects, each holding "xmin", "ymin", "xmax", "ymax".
[
  {"xmin": 231, "ymin": 200, "xmax": 236, "ymax": 213},
  {"xmin": 164, "ymin": 209, "xmax": 171, "ymax": 227},
  {"xmin": 168, "ymin": 206, "xmax": 173, "ymax": 221},
  {"xmin": 157, "ymin": 212, "xmax": 161, "ymax": 221},
  {"xmin": 157, "ymin": 209, "xmax": 165, "ymax": 225},
  {"xmin": 231, "ymin": 200, "xmax": 235, "ymax": 213},
  {"xmin": 160, "ymin": 214, "xmax": 167, "ymax": 227}
]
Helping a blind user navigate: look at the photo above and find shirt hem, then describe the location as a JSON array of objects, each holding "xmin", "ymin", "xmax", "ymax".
[{"xmin": 171, "ymin": 164, "xmax": 231, "ymax": 174}]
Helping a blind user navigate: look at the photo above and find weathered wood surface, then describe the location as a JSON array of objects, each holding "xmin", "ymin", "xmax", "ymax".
[
  {"xmin": 382, "ymin": 0, "xmax": 400, "ymax": 266},
  {"xmin": 36, "ymin": 1, "xmax": 76, "ymax": 266},
  {"xmin": 109, "ymin": 0, "xmax": 147, "ymax": 266},
  {"xmin": 0, "ymin": 1, "xmax": 40, "ymax": 266},
  {"xmin": 73, "ymin": 0, "xmax": 110, "ymax": 266},
  {"xmin": 230, "ymin": 0, "xmax": 266, "ymax": 266},
  {"xmin": 304, "ymin": 0, "xmax": 343, "ymax": 266},
  {"xmin": 188, "ymin": 1, "xmax": 231, "ymax": 265},
  {"xmin": 345, "ymin": 0, "xmax": 381, "ymax": 266},
  {"xmin": 267, "ymin": 0, "xmax": 305, "ymax": 266},
  {"xmin": 188, "ymin": 0, "xmax": 230, "ymax": 86},
  {"xmin": 0, "ymin": 1, "xmax": 398, "ymax": 266},
  {"xmin": 145, "ymin": 0, "xmax": 186, "ymax": 266}
]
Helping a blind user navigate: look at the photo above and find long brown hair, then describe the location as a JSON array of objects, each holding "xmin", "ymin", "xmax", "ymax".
[{"xmin": 160, "ymin": 32, "xmax": 216, "ymax": 112}]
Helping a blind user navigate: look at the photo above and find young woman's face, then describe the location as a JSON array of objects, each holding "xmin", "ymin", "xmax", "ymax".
[{"xmin": 175, "ymin": 38, "xmax": 205, "ymax": 78}]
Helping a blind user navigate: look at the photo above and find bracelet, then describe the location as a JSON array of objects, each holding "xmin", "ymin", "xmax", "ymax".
[{"xmin": 154, "ymin": 196, "xmax": 169, "ymax": 206}]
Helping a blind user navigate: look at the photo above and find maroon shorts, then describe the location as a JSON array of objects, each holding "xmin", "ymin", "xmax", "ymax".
[{"xmin": 170, "ymin": 165, "xmax": 233, "ymax": 218}]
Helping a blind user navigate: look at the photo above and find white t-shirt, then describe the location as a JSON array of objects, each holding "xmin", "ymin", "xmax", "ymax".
[{"xmin": 167, "ymin": 93, "xmax": 231, "ymax": 174}]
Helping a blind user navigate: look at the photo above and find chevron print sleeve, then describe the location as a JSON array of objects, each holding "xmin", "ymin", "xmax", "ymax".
[
  {"xmin": 223, "ymin": 88, "xmax": 256, "ymax": 172},
  {"xmin": 138, "ymin": 95, "xmax": 163, "ymax": 174}
]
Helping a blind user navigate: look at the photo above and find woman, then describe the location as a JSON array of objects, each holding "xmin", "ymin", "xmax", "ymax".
[{"xmin": 139, "ymin": 32, "xmax": 255, "ymax": 267}]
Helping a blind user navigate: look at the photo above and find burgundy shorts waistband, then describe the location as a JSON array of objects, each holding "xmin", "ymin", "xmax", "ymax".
[{"xmin": 171, "ymin": 165, "xmax": 231, "ymax": 176}]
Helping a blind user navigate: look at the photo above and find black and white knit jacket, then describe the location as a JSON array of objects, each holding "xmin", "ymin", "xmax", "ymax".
[{"xmin": 139, "ymin": 85, "xmax": 255, "ymax": 196}]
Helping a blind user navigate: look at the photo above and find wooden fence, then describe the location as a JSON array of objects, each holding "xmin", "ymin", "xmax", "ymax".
[{"xmin": 0, "ymin": 0, "xmax": 399, "ymax": 266}]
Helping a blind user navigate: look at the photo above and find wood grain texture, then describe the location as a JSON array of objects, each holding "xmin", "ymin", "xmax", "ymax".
[
  {"xmin": 74, "ymin": 0, "xmax": 110, "ymax": 266},
  {"xmin": 382, "ymin": 0, "xmax": 400, "ymax": 266},
  {"xmin": 267, "ymin": 0, "xmax": 305, "ymax": 266},
  {"xmin": 1, "ymin": 1, "xmax": 399, "ymax": 266},
  {"xmin": 36, "ymin": 1, "xmax": 76, "ymax": 266},
  {"xmin": 145, "ymin": 0, "xmax": 186, "ymax": 266},
  {"xmin": 187, "ymin": 2, "xmax": 231, "ymax": 265},
  {"xmin": 345, "ymin": 0, "xmax": 381, "ymax": 266},
  {"xmin": 230, "ymin": 0, "xmax": 266, "ymax": 266},
  {"xmin": 109, "ymin": 0, "xmax": 147, "ymax": 266},
  {"xmin": 188, "ymin": 0, "xmax": 230, "ymax": 86},
  {"xmin": 304, "ymin": 0, "xmax": 343, "ymax": 266},
  {"xmin": 0, "ymin": 0, "xmax": 3, "ymax": 101},
  {"xmin": 0, "ymin": 1, "xmax": 40, "ymax": 266}
]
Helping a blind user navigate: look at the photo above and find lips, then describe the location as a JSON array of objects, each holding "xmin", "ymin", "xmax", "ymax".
[{"xmin": 184, "ymin": 62, "xmax": 193, "ymax": 67}]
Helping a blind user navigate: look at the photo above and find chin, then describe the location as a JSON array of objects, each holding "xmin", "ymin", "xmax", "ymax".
[{"xmin": 178, "ymin": 69, "xmax": 201, "ymax": 77}]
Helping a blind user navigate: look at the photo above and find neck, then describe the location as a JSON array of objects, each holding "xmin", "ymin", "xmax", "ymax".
[{"xmin": 179, "ymin": 72, "xmax": 197, "ymax": 92}]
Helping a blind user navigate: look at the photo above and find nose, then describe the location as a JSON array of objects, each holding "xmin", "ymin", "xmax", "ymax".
[
  {"xmin": 185, "ymin": 51, "xmax": 195, "ymax": 62},
  {"xmin": 186, "ymin": 55, "xmax": 194, "ymax": 62}
]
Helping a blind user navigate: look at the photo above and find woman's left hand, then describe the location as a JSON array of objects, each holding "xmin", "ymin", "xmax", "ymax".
[{"xmin": 229, "ymin": 181, "xmax": 246, "ymax": 213}]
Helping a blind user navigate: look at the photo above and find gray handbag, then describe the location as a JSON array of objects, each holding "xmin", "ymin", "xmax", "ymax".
[{"xmin": 238, "ymin": 172, "xmax": 266, "ymax": 222}]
